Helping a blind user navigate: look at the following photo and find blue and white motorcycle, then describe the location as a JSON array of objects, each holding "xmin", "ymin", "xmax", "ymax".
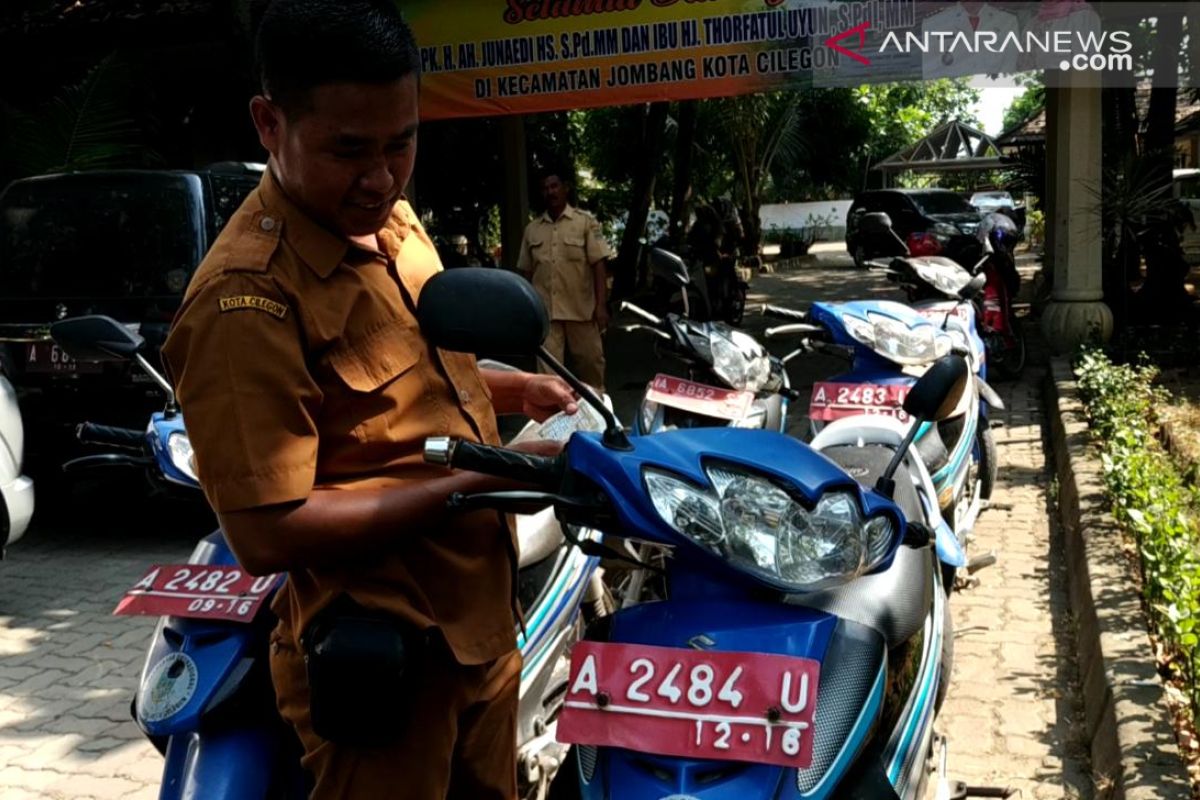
[
  {"xmin": 49, "ymin": 315, "xmax": 611, "ymax": 800},
  {"xmin": 415, "ymin": 268, "xmax": 979, "ymax": 800},
  {"xmin": 761, "ymin": 292, "xmax": 1001, "ymax": 588}
]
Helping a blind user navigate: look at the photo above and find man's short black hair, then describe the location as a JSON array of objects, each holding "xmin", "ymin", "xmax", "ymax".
[
  {"xmin": 539, "ymin": 166, "xmax": 571, "ymax": 185},
  {"xmin": 255, "ymin": 0, "xmax": 421, "ymax": 115}
]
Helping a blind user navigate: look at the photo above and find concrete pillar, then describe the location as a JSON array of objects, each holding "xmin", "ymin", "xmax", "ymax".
[
  {"xmin": 500, "ymin": 116, "xmax": 529, "ymax": 271},
  {"xmin": 1040, "ymin": 77, "xmax": 1113, "ymax": 353}
]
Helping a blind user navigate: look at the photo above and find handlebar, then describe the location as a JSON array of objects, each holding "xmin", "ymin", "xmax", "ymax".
[
  {"xmin": 424, "ymin": 438, "xmax": 561, "ymax": 489},
  {"xmin": 76, "ymin": 422, "xmax": 145, "ymax": 451}
]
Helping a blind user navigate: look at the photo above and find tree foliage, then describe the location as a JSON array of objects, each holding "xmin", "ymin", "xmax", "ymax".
[
  {"xmin": 1001, "ymin": 74, "xmax": 1045, "ymax": 133},
  {"xmin": 1, "ymin": 53, "xmax": 161, "ymax": 182}
]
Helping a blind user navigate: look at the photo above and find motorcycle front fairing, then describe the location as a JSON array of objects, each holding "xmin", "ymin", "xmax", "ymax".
[
  {"xmin": 566, "ymin": 428, "xmax": 907, "ymax": 592},
  {"xmin": 559, "ymin": 429, "xmax": 941, "ymax": 799},
  {"xmin": 133, "ymin": 531, "xmax": 293, "ymax": 799}
]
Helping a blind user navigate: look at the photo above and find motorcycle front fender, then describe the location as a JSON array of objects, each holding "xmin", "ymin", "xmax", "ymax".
[{"xmin": 159, "ymin": 727, "xmax": 304, "ymax": 800}]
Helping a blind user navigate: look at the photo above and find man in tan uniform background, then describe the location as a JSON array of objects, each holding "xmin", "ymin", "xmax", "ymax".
[
  {"xmin": 161, "ymin": 1, "xmax": 576, "ymax": 797},
  {"xmin": 517, "ymin": 170, "xmax": 611, "ymax": 392}
]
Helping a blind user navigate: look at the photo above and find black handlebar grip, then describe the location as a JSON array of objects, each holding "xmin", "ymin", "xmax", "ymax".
[
  {"xmin": 76, "ymin": 422, "xmax": 145, "ymax": 450},
  {"xmin": 764, "ymin": 305, "xmax": 807, "ymax": 322},
  {"xmin": 425, "ymin": 438, "xmax": 560, "ymax": 488}
]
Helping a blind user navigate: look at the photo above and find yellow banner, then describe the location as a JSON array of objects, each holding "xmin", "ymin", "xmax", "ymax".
[{"xmin": 401, "ymin": 1, "xmax": 918, "ymax": 120}]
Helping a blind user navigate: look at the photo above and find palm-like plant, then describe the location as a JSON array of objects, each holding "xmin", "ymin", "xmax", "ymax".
[
  {"xmin": 2, "ymin": 53, "xmax": 161, "ymax": 181},
  {"xmin": 703, "ymin": 91, "xmax": 808, "ymax": 254}
]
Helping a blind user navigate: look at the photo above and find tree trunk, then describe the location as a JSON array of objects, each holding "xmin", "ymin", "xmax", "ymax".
[
  {"xmin": 615, "ymin": 101, "xmax": 669, "ymax": 300},
  {"xmin": 668, "ymin": 100, "xmax": 697, "ymax": 250}
]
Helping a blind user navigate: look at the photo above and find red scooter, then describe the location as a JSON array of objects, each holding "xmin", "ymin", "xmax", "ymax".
[{"xmin": 902, "ymin": 212, "xmax": 1025, "ymax": 380}]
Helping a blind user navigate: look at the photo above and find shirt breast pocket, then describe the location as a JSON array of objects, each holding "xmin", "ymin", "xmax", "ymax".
[
  {"xmin": 561, "ymin": 235, "xmax": 588, "ymax": 266},
  {"xmin": 325, "ymin": 319, "xmax": 422, "ymax": 444}
]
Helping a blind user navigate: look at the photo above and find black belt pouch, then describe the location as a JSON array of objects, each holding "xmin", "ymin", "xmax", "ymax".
[{"xmin": 300, "ymin": 595, "xmax": 427, "ymax": 746}]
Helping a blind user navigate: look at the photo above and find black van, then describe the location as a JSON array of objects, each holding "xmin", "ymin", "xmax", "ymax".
[
  {"xmin": 845, "ymin": 188, "xmax": 983, "ymax": 269},
  {"xmin": 0, "ymin": 165, "xmax": 262, "ymax": 471}
]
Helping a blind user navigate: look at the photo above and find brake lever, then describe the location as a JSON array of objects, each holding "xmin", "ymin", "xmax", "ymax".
[
  {"xmin": 448, "ymin": 490, "xmax": 610, "ymax": 522},
  {"xmin": 618, "ymin": 323, "xmax": 671, "ymax": 341},
  {"xmin": 765, "ymin": 323, "xmax": 824, "ymax": 339},
  {"xmin": 449, "ymin": 491, "xmax": 656, "ymax": 571}
]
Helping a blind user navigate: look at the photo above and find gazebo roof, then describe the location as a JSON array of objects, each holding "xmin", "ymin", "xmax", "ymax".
[{"xmin": 875, "ymin": 119, "xmax": 1005, "ymax": 173}]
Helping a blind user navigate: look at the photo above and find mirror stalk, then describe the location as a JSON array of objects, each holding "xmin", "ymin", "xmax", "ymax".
[
  {"xmin": 876, "ymin": 415, "xmax": 925, "ymax": 498},
  {"xmin": 134, "ymin": 354, "xmax": 178, "ymax": 416},
  {"xmin": 536, "ymin": 346, "xmax": 632, "ymax": 450}
]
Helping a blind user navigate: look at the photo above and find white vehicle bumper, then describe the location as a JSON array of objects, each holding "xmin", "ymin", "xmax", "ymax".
[{"xmin": 2, "ymin": 474, "xmax": 34, "ymax": 550}]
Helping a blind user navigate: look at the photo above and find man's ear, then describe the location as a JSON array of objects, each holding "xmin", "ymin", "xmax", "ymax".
[{"xmin": 249, "ymin": 96, "xmax": 284, "ymax": 156}]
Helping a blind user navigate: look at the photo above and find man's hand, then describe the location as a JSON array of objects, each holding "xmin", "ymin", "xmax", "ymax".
[
  {"xmin": 594, "ymin": 302, "xmax": 610, "ymax": 332},
  {"xmin": 522, "ymin": 374, "xmax": 578, "ymax": 422}
]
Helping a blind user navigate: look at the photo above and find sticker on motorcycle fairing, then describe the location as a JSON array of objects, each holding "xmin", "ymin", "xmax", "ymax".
[{"xmin": 138, "ymin": 653, "xmax": 199, "ymax": 722}]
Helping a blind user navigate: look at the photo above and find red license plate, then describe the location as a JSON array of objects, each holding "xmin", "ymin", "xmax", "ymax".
[
  {"xmin": 557, "ymin": 642, "xmax": 820, "ymax": 769},
  {"xmin": 915, "ymin": 305, "xmax": 968, "ymax": 322},
  {"xmin": 645, "ymin": 374, "xmax": 754, "ymax": 421},
  {"xmin": 809, "ymin": 381, "xmax": 911, "ymax": 422},
  {"xmin": 113, "ymin": 564, "xmax": 281, "ymax": 622},
  {"xmin": 25, "ymin": 341, "xmax": 103, "ymax": 374}
]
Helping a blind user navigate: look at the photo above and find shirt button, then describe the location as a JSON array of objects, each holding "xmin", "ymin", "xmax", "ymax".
[
  {"xmin": 459, "ymin": 389, "xmax": 471, "ymax": 403},
  {"xmin": 260, "ymin": 216, "xmax": 276, "ymax": 232}
]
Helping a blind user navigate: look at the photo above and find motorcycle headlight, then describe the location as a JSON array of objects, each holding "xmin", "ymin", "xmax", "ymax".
[
  {"xmin": 913, "ymin": 262, "xmax": 971, "ymax": 296},
  {"xmin": 710, "ymin": 327, "xmax": 771, "ymax": 392},
  {"xmin": 843, "ymin": 312, "xmax": 951, "ymax": 366},
  {"xmin": 166, "ymin": 431, "xmax": 199, "ymax": 482},
  {"xmin": 644, "ymin": 465, "xmax": 896, "ymax": 592}
]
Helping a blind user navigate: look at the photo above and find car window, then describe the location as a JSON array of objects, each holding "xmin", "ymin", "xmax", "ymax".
[
  {"xmin": 208, "ymin": 174, "xmax": 260, "ymax": 236},
  {"xmin": 0, "ymin": 176, "xmax": 206, "ymax": 298},
  {"xmin": 1176, "ymin": 175, "xmax": 1200, "ymax": 200},
  {"xmin": 910, "ymin": 192, "xmax": 974, "ymax": 215},
  {"xmin": 883, "ymin": 194, "xmax": 913, "ymax": 218}
]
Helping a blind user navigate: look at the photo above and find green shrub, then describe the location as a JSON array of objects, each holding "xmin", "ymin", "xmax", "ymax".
[{"xmin": 1076, "ymin": 348, "xmax": 1200, "ymax": 720}]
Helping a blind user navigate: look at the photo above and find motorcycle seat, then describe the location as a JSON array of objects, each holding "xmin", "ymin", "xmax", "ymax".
[
  {"xmin": 820, "ymin": 444, "xmax": 923, "ymax": 524},
  {"xmin": 514, "ymin": 508, "xmax": 565, "ymax": 569}
]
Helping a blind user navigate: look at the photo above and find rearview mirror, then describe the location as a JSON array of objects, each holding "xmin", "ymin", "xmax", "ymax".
[
  {"xmin": 903, "ymin": 355, "xmax": 969, "ymax": 422},
  {"xmin": 418, "ymin": 268, "xmax": 549, "ymax": 355},
  {"xmin": 50, "ymin": 316, "xmax": 144, "ymax": 361},
  {"xmin": 858, "ymin": 212, "xmax": 893, "ymax": 234},
  {"xmin": 648, "ymin": 248, "xmax": 690, "ymax": 288},
  {"xmin": 959, "ymin": 273, "xmax": 987, "ymax": 301}
]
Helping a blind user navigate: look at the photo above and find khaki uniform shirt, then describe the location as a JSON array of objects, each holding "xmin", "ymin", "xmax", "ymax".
[
  {"xmin": 517, "ymin": 205, "xmax": 611, "ymax": 322},
  {"xmin": 162, "ymin": 171, "xmax": 516, "ymax": 665}
]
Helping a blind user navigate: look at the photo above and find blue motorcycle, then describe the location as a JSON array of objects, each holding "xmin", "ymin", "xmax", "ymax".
[
  {"xmin": 50, "ymin": 315, "xmax": 611, "ymax": 800},
  {"xmin": 415, "ymin": 268, "xmax": 977, "ymax": 800}
]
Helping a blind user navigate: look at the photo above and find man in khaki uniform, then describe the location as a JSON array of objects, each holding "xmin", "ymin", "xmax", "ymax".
[
  {"xmin": 161, "ymin": 2, "xmax": 576, "ymax": 797},
  {"xmin": 517, "ymin": 171, "xmax": 611, "ymax": 392}
]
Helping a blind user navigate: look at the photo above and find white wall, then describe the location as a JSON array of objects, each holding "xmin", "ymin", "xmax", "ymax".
[{"xmin": 760, "ymin": 200, "xmax": 854, "ymax": 240}]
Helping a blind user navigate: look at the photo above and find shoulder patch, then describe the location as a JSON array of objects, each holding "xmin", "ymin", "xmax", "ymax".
[{"xmin": 218, "ymin": 295, "xmax": 288, "ymax": 320}]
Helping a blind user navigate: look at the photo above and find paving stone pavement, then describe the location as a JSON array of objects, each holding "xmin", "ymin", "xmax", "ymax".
[
  {"xmin": 935, "ymin": 366, "xmax": 1094, "ymax": 799},
  {"xmin": 0, "ymin": 256, "xmax": 1091, "ymax": 798},
  {"xmin": 0, "ymin": 486, "xmax": 208, "ymax": 799}
]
